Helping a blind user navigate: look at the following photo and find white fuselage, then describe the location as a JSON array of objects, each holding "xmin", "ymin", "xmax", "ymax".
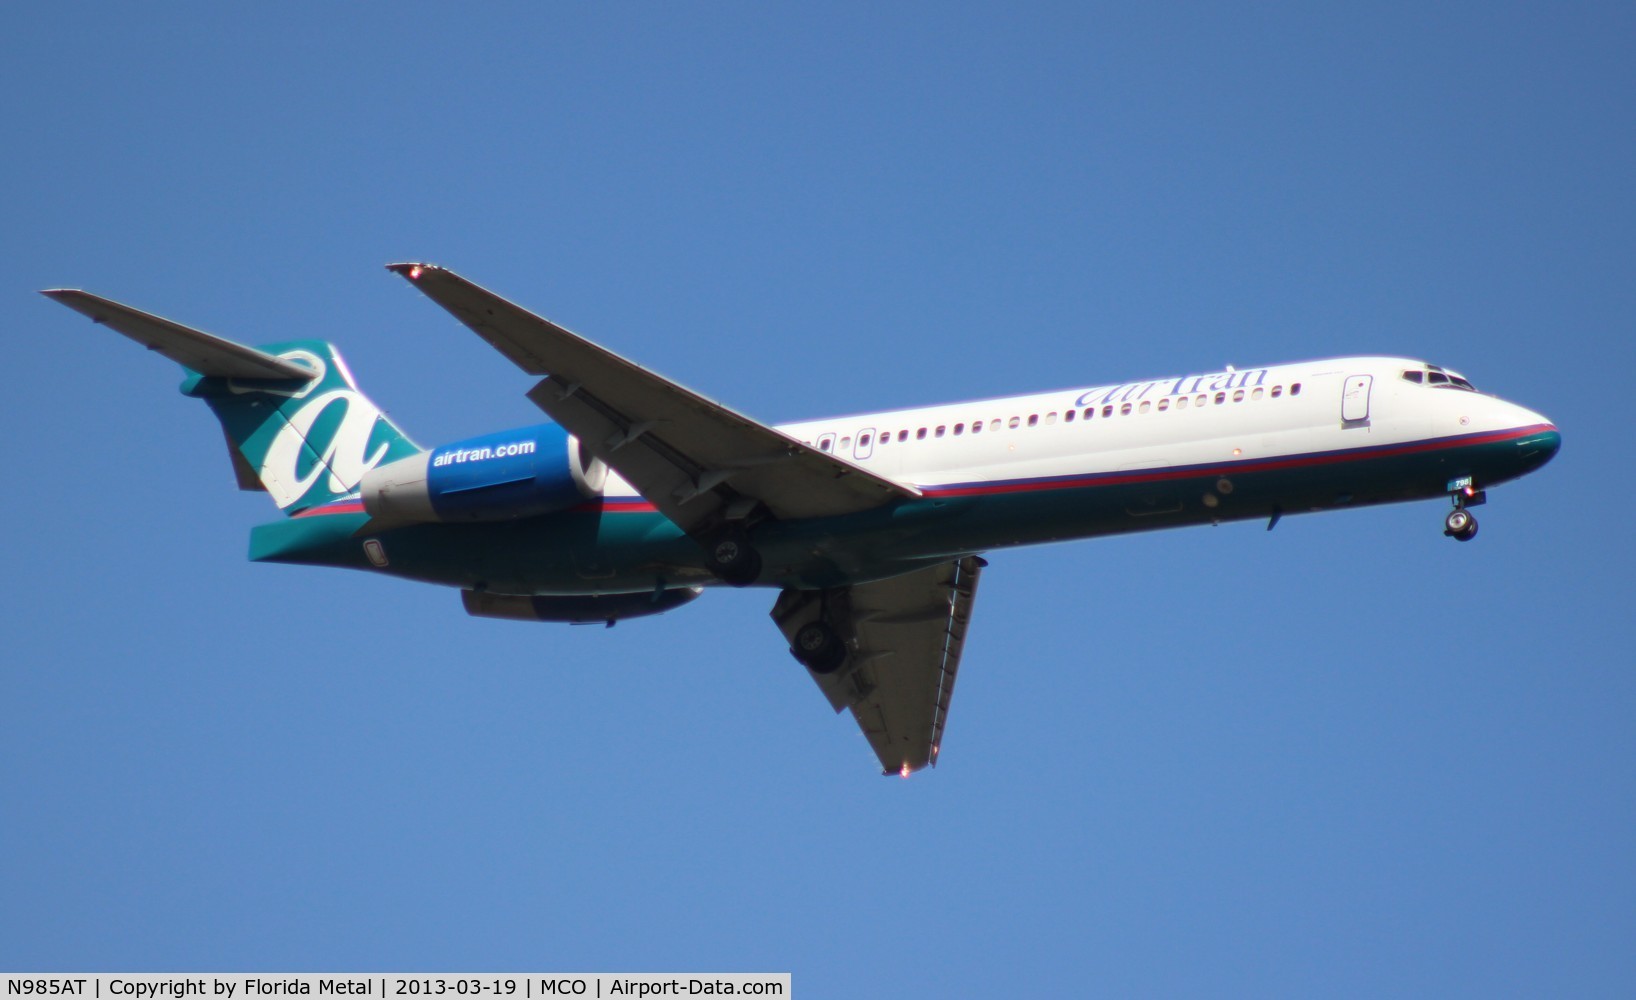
[{"xmin": 596, "ymin": 356, "xmax": 1554, "ymax": 500}]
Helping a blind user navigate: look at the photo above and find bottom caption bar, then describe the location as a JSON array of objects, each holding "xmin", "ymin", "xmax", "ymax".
[{"xmin": 2, "ymin": 976, "xmax": 790, "ymax": 1000}]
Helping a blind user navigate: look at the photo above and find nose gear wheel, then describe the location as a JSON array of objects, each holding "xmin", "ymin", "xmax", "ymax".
[{"xmin": 1444, "ymin": 507, "xmax": 1478, "ymax": 541}]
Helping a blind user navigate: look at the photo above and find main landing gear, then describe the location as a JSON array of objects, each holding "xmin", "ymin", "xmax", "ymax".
[
  {"xmin": 771, "ymin": 586, "xmax": 853, "ymax": 677},
  {"xmin": 791, "ymin": 620, "xmax": 847, "ymax": 674},
  {"xmin": 705, "ymin": 527, "xmax": 762, "ymax": 586},
  {"xmin": 1443, "ymin": 479, "xmax": 1486, "ymax": 542}
]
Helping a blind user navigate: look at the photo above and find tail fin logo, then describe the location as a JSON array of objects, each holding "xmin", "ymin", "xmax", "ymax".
[{"xmin": 254, "ymin": 352, "xmax": 394, "ymax": 510}]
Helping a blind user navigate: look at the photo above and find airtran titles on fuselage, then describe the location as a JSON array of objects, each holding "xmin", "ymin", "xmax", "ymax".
[
  {"xmin": 1073, "ymin": 368, "xmax": 1270, "ymax": 409},
  {"xmin": 431, "ymin": 439, "xmax": 538, "ymax": 467}
]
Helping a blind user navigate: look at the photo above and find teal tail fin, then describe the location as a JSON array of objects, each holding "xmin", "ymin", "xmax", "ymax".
[{"xmin": 42, "ymin": 289, "xmax": 422, "ymax": 514}]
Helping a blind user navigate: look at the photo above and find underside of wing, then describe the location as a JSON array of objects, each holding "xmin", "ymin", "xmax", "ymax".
[
  {"xmin": 387, "ymin": 263, "xmax": 917, "ymax": 536},
  {"xmin": 771, "ymin": 556, "xmax": 985, "ymax": 775}
]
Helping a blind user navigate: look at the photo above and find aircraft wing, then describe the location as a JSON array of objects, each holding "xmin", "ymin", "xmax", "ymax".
[
  {"xmin": 771, "ymin": 556, "xmax": 985, "ymax": 775},
  {"xmin": 387, "ymin": 263, "xmax": 918, "ymax": 534}
]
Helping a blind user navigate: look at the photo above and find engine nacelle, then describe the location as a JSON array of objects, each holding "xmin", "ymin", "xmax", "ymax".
[
  {"xmin": 361, "ymin": 422, "xmax": 606, "ymax": 525},
  {"xmin": 462, "ymin": 587, "xmax": 703, "ymax": 624}
]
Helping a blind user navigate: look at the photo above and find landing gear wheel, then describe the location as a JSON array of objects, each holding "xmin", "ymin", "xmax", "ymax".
[
  {"xmin": 1444, "ymin": 508, "xmax": 1478, "ymax": 542},
  {"xmin": 706, "ymin": 530, "xmax": 762, "ymax": 587},
  {"xmin": 792, "ymin": 621, "xmax": 847, "ymax": 674}
]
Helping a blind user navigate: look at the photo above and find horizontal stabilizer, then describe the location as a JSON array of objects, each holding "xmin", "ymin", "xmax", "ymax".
[{"xmin": 40, "ymin": 289, "xmax": 314, "ymax": 380}]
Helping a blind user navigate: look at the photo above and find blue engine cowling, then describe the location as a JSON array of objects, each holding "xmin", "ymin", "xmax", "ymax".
[
  {"xmin": 462, "ymin": 587, "xmax": 703, "ymax": 624},
  {"xmin": 360, "ymin": 422, "xmax": 607, "ymax": 524}
]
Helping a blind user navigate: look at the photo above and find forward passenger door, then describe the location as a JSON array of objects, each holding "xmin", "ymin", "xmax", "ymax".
[{"xmin": 1342, "ymin": 375, "xmax": 1372, "ymax": 424}]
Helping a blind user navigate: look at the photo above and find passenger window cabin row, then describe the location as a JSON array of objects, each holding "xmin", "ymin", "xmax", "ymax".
[{"xmin": 810, "ymin": 382, "xmax": 1304, "ymax": 455}]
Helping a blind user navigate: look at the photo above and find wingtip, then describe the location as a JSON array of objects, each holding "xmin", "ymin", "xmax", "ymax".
[
  {"xmin": 40, "ymin": 289, "xmax": 101, "ymax": 316},
  {"xmin": 385, "ymin": 262, "xmax": 438, "ymax": 280}
]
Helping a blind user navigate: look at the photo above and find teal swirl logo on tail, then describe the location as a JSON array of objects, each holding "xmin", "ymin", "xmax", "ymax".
[{"xmin": 183, "ymin": 340, "xmax": 421, "ymax": 514}]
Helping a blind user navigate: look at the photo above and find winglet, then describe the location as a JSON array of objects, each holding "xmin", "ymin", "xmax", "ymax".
[{"xmin": 41, "ymin": 289, "xmax": 315, "ymax": 380}]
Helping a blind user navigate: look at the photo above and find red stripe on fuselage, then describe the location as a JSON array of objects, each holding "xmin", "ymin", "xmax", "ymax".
[
  {"xmin": 572, "ymin": 498, "xmax": 660, "ymax": 514},
  {"xmin": 292, "ymin": 499, "xmax": 367, "ymax": 518}
]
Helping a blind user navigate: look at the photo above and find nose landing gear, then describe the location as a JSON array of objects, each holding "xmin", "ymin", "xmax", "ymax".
[{"xmin": 1443, "ymin": 477, "xmax": 1486, "ymax": 542}]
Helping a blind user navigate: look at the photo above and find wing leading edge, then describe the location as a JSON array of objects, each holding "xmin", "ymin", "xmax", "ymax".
[
  {"xmin": 772, "ymin": 556, "xmax": 986, "ymax": 775},
  {"xmin": 386, "ymin": 263, "xmax": 918, "ymax": 537}
]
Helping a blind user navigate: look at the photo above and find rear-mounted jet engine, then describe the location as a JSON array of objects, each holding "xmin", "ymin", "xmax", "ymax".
[{"xmin": 361, "ymin": 422, "xmax": 606, "ymax": 525}]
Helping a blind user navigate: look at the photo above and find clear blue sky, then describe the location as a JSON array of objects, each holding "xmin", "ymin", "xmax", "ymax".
[{"xmin": 4, "ymin": 3, "xmax": 1632, "ymax": 995}]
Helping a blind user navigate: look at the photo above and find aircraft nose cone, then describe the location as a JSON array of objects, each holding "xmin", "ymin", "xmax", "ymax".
[
  {"xmin": 1533, "ymin": 426, "xmax": 1562, "ymax": 465},
  {"xmin": 1513, "ymin": 413, "xmax": 1561, "ymax": 473}
]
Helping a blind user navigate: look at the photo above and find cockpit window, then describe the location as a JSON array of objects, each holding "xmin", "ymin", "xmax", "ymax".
[{"xmin": 1404, "ymin": 366, "xmax": 1478, "ymax": 391}]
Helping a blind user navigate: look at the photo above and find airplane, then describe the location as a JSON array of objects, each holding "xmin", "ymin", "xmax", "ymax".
[{"xmin": 41, "ymin": 264, "xmax": 1562, "ymax": 776}]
